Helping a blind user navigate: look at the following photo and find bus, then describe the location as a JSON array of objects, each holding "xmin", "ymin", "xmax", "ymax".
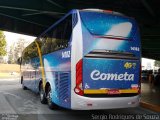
[{"xmin": 20, "ymin": 9, "xmax": 141, "ymax": 110}]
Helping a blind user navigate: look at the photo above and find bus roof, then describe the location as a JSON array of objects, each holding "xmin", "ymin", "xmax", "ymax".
[
  {"xmin": 80, "ymin": 9, "xmax": 124, "ymax": 16},
  {"xmin": 37, "ymin": 9, "xmax": 130, "ymax": 40}
]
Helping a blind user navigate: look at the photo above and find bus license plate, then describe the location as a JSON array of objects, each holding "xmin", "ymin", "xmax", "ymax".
[{"xmin": 108, "ymin": 89, "xmax": 120, "ymax": 94}]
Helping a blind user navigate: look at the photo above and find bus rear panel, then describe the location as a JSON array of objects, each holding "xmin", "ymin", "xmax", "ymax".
[{"xmin": 71, "ymin": 10, "xmax": 141, "ymax": 110}]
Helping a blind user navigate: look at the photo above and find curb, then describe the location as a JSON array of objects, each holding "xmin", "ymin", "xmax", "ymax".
[{"xmin": 140, "ymin": 101, "xmax": 160, "ymax": 113}]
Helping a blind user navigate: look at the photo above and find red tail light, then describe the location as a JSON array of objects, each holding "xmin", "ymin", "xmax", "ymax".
[
  {"xmin": 75, "ymin": 59, "xmax": 84, "ymax": 96},
  {"xmin": 103, "ymin": 10, "xmax": 113, "ymax": 13}
]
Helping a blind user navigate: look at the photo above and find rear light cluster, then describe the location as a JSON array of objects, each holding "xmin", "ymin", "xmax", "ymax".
[
  {"xmin": 103, "ymin": 10, "xmax": 113, "ymax": 13},
  {"xmin": 74, "ymin": 59, "xmax": 84, "ymax": 96},
  {"xmin": 138, "ymin": 63, "xmax": 142, "ymax": 94}
]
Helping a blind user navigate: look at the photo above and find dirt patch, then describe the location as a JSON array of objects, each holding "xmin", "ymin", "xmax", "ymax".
[
  {"xmin": 0, "ymin": 64, "xmax": 20, "ymax": 73},
  {"xmin": 0, "ymin": 64, "xmax": 20, "ymax": 78}
]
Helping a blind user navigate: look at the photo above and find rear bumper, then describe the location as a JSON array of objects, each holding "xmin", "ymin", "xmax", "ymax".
[{"xmin": 71, "ymin": 93, "xmax": 140, "ymax": 110}]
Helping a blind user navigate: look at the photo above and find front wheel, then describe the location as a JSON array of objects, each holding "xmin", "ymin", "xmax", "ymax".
[
  {"xmin": 22, "ymin": 83, "xmax": 27, "ymax": 90},
  {"xmin": 40, "ymin": 84, "xmax": 47, "ymax": 104},
  {"xmin": 21, "ymin": 77, "xmax": 27, "ymax": 90}
]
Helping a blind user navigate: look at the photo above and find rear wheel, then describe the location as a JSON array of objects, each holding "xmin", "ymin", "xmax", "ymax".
[
  {"xmin": 47, "ymin": 86, "xmax": 57, "ymax": 109},
  {"xmin": 40, "ymin": 84, "xmax": 47, "ymax": 104}
]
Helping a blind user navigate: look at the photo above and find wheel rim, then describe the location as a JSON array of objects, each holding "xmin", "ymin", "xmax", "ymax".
[
  {"xmin": 47, "ymin": 88, "xmax": 52, "ymax": 105},
  {"xmin": 40, "ymin": 89, "xmax": 43, "ymax": 100},
  {"xmin": 40, "ymin": 86, "xmax": 45, "ymax": 101}
]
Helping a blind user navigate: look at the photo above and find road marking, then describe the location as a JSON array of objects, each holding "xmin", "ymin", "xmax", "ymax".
[
  {"xmin": 0, "ymin": 91, "xmax": 21, "ymax": 99},
  {"xmin": 0, "ymin": 93, "xmax": 16, "ymax": 114}
]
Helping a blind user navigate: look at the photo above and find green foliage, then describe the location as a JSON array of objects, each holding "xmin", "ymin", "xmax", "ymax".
[
  {"xmin": 154, "ymin": 60, "xmax": 160, "ymax": 67},
  {"xmin": 0, "ymin": 31, "xmax": 7, "ymax": 56}
]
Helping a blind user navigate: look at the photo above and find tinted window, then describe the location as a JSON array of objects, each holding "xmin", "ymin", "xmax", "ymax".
[
  {"xmin": 22, "ymin": 41, "xmax": 38, "ymax": 63},
  {"xmin": 39, "ymin": 15, "xmax": 72, "ymax": 55}
]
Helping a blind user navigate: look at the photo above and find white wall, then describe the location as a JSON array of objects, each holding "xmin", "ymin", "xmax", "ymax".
[{"xmin": 142, "ymin": 58, "xmax": 155, "ymax": 70}]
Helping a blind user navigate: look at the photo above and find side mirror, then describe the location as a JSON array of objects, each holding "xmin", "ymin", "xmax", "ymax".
[{"xmin": 17, "ymin": 57, "xmax": 22, "ymax": 65}]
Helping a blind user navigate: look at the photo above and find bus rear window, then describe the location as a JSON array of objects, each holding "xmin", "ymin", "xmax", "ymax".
[{"xmin": 80, "ymin": 11, "xmax": 137, "ymax": 39}]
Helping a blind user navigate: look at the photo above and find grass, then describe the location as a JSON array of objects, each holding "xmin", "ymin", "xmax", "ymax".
[
  {"xmin": 0, "ymin": 64, "xmax": 20, "ymax": 78},
  {"xmin": 0, "ymin": 64, "xmax": 20, "ymax": 72}
]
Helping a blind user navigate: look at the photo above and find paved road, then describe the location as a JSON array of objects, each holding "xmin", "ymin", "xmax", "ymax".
[{"xmin": 0, "ymin": 79, "xmax": 159, "ymax": 120}]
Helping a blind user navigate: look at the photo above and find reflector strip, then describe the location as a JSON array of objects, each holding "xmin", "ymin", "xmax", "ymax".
[
  {"xmin": 84, "ymin": 89, "xmax": 138, "ymax": 94},
  {"xmin": 119, "ymin": 89, "xmax": 138, "ymax": 93},
  {"xmin": 84, "ymin": 89, "xmax": 108, "ymax": 94}
]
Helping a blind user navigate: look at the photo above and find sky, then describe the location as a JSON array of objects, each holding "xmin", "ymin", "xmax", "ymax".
[
  {"xmin": 2, "ymin": 31, "xmax": 36, "ymax": 61},
  {"xmin": 4, "ymin": 31, "xmax": 36, "ymax": 51}
]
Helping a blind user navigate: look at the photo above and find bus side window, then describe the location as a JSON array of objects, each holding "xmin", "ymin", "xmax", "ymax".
[
  {"xmin": 40, "ymin": 14, "xmax": 72, "ymax": 55},
  {"xmin": 23, "ymin": 48, "xmax": 29, "ymax": 65},
  {"xmin": 28, "ymin": 42, "xmax": 38, "ymax": 58},
  {"xmin": 39, "ymin": 36, "xmax": 47, "ymax": 55},
  {"xmin": 55, "ymin": 15, "xmax": 72, "ymax": 50}
]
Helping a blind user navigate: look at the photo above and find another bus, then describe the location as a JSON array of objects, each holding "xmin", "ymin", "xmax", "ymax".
[{"xmin": 20, "ymin": 9, "xmax": 141, "ymax": 110}]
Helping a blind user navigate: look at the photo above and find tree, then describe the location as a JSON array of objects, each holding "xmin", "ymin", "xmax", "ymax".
[
  {"xmin": 0, "ymin": 31, "xmax": 7, "ymax": 56},
  {"xmin": 154, "ymin": 60, "xmax": 160, "ymax": 67},
  {"xmin": 8, "ymin": 38, "xmax": 30, "ymax": 64},
  {"xmin": 13, "ymin": 38, "xmax": 27, "ymax": 62},
  {"xmin": 8, "ymin": 44, "xmax": 15, "ymax": 64}
]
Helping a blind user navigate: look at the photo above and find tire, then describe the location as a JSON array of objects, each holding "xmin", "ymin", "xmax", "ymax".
[
  {"xmin": 21, "ymin": 77, "xmax": 27, "ymax": 90},
  {"xmin": 22, "ymin": 84, "xmax": 27, "ymax": 90},
  {"xmin": 40, "ymin": 84, "xmax": 47, "ymax": 104},
  {"xmin": 47, "ymin": 86, "xmax": 57, "ymax": 109}
]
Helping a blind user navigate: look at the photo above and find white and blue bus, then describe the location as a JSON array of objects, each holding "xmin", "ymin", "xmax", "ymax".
[{"xmin": 20, "ymin": 9, "xmax": 141, "ymax": 110}]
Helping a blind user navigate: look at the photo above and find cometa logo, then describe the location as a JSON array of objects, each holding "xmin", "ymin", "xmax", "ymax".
[{"xmin": 90, "ymin": 70, "xmax": 134, "ymax": 81}]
